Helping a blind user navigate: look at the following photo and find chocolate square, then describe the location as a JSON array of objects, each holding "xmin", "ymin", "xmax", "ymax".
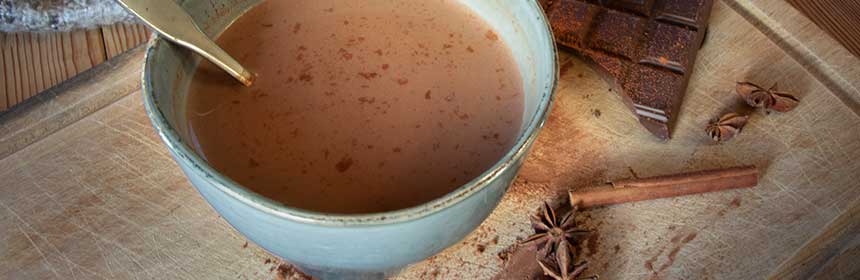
[
  {"xmin": 639, "ymin": 22, "xmax": 695, "ymax": 73},
  {"xmin": 587, "ymin": 9, "xmax": 646, "ymax": 59},
  {"xmin": 547, "ymin": 1, "xmax": 601, "ymax": 46},
  {"xmin": 623, "ymin": 66, "xmax": 683, "ymax": 116},
  {"xmin": 588, "ymin": 51, "xmax": 629, "ymax": 80},
  {"xmin": 604, "ymin": 0, "xmax": 656, "ymax": 16},
  {"xmin": 654, "ymin": 0, "xmax": 706, "ymax": 29}
]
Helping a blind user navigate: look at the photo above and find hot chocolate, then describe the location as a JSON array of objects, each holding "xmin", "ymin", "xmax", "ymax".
[{"xmin": 186, "ymin": 0, "xmax": 524, "ymax": 213}]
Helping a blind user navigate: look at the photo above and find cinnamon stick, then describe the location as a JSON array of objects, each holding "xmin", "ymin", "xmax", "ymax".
[{"xmin": 569, "ymin": 165, "xmax": 758, "ymax": 208}]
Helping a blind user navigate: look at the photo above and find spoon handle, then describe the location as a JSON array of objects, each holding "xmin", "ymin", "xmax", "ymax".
[{"xmin": 117, "ymin": 0, "xmax": 255, "ymax": 86}]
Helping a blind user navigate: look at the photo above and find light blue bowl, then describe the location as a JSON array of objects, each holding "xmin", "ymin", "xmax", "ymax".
[{"xmin": 141, "ymin": 0, "xmax": 557, "ymax": 278}]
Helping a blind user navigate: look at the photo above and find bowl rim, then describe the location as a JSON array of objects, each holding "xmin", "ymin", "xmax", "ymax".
[{"xmin": 140, "ymin": 0, "xmax": 559, "ymax": 226}]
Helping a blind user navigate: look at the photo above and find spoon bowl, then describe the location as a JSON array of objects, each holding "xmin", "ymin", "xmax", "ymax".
[{"xmin": 118, "ymin": 0, "xmax": 255, "ymax": 86}]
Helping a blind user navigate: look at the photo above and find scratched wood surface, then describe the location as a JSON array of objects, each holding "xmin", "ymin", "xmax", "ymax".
[
  {"xmin": 811, "ymin": 234, "xmax": 860, "ymax": 280},
  {"xmin": 0, "ymin": 24, "xmax": 149, "ymax": 112},
  {"xmin": 769, "ymin": 201, "xmax": 860, "ymax": 279},
  {"xmin": 1, "ymin": 1, "xmax": 859, "ymax": 279},
  {"xmin": 787, "ymin": 0, "xmax": 860, "ymax": 58},
  {"xmin": 725, "ymin": 0, "xmax": 860, "ymax": 118}
]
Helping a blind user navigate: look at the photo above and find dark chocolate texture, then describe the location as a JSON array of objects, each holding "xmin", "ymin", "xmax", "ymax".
[{"xmin": 543, "ymin": 0, "xmax": 714, "ymax": 140}]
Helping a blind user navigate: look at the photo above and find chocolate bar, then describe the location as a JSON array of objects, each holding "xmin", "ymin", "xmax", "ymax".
[{"xmin": 543, "ymin": 0, "xmax": 714, "ymax": 140}]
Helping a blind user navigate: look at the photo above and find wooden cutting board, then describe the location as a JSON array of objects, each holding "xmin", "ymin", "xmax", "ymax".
[{"xmin": 1, "ymin": 0, "xmax": 858, "ymax": 279}]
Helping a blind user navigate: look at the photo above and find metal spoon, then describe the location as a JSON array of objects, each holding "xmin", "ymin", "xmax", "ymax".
[{"xmin": 117, "ymin": 0, "xmax": 255, "ymax": 86}]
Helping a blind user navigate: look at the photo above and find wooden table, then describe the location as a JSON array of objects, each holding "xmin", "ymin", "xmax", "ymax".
[{"xmin": 2, "ymin": 0, "xmax": 859, "ymax": 279}]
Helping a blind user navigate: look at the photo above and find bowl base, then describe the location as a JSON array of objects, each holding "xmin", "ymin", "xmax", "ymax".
[{"xmin": 299, "ymin": 264, "xmax": 399, "ymax": 280}]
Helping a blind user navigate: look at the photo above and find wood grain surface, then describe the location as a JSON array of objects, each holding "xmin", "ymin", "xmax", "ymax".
[
  {"xmin": 0, "ymin": 24, "xmax": 149, "ymax": 112},
  {"xmin": 724, "ymin": 0, "xmax": 860, "ymax": 117},
  {"xmin": 0, "ymin": 45, "xmax": 145, "ymax": 160},
  {"xmin": 811, "ymin": 233, "xmax": 860, "ymax": 279},
  {"xmin": 769, "ymin": 200, "xmax": 860, "ymax": 279},
  {"xmin": 788, "ymin": 0, "xmax": 860, "ymax": 58},
  {"xmin": 0, "ymin": 1, "xmax": 859, "ymax": 279}
]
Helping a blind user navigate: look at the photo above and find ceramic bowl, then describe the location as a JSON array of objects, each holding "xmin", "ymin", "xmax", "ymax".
[{"xmin": 142, "ymin": 0, "xmax": 557, "ymax": 278}]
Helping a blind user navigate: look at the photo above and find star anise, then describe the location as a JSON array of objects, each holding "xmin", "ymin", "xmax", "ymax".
[
  {"xmin": 705, "ymin": 112, "xmax": 749, "ymax": 142},
  {"xmin": 736, "ymin": 82, "xmax": 800, "ymax": 113},
  {"xmin": 537, "ymin": 239, "xmax": 597, "ymax": 280},
  {"xmin": 523, "ymin": 202, "xmax": 589, "ymax": 256}
]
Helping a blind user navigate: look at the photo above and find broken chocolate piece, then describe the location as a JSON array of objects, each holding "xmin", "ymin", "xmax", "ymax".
[{"xmin": 543, "ymin": 0, "xmax": 715, "ymax": 140}]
